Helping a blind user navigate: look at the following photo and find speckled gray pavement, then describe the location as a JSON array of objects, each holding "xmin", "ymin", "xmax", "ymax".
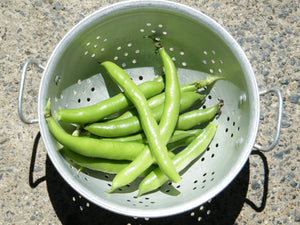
[{"xmin": 0, "ymin": 0, "xmax": 299, "ymax": 224}]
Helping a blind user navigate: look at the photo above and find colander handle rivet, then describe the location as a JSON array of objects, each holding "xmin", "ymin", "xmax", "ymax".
[
  {"xmin": 254, "ymin": 88, "xmax": 283, "ymax": 152},
  {"xmin": 239, "ymin": 93, "xmax": 247, "ymax": 106},
  {"xmin": 18, "ymin": 59, "xmax": 44, "ymax": 124}
]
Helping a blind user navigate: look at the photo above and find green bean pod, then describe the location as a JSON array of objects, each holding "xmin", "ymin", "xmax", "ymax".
[
  {"xmin": 109, "ymin": 86, "xmax": 169, "ymax": 122},
  {"xmin": 60, "ymin": 146, "xmax": 175, "ymax": 176},
  {"xmin": 107, "ymin": 47, "xmax": 181, "ymax": 192},
  {"xmin": 108, "ymin": 129, "xmax": 203, "ymax": 192},
  {"xmin": 109, "ymin": 76, "xmax": 223, "ymax": 122},
  {"xmin": 137, "ymin": 122, "xmax": 217, "ymax": 197},
  {"xmin": 176, "ymin": 102, "xmax": 223, "ymax": 130},
  {"xmin": 101, "ymin": 61, "xmax": 181, "ymax": 183},
  {"xmin": 55, "ymin": 79, "xmax": 164, "ymax": 125},
  {"xmin": 60, "ymin": 147, "xmax": 132, "ymax": 174},
  {"xmin": 45, "ymin": 101, "xmax": 146, "ymax": 160},
  {"xmin": 157, "ymin": 47, "xmax": 181, "ymax": 143},
  {"xmin": 85, "ymin": 92, "xmax": 205, "ymax": 137},
  {"xmin": 166, "ymin": 129, "xmax": 204, "ymax": 151},
  {"xmin": 103, "ymin": 129, "xmax": 201, "ymax": 144}
]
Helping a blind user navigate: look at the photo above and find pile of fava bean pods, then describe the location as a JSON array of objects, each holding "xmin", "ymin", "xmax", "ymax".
[{"xmin": 44, "ymin": 46, "xmax": 224, "ymax": 197}]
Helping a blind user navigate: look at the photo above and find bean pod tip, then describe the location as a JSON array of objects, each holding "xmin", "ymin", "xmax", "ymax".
[{"xmin": 44, "ymin": 98, "xmax": 52, "ymax": 118}]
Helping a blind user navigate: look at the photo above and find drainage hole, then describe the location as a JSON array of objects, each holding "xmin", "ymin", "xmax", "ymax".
[
  {"xmin": 139, "ymin": 75, "xmax": 143, "ymax": 80},
  {"xmin": 91, "ymin": 87, "xmax": 95, "ymax": 92}
]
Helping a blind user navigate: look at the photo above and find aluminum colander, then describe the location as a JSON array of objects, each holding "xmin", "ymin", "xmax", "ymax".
[{"xmin": 18, "ymin": 0, "xmax": 283, "ymax": 218}]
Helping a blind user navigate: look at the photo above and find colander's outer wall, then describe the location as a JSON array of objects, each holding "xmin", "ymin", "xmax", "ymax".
[{"xmin": 38, "ymin": 0, "xmax": 260, "ymax": 218}]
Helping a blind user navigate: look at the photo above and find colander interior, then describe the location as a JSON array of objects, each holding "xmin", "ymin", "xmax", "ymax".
[{"xmin": 38, "ymin": 1, "xmax": 259, "ymax": 218}]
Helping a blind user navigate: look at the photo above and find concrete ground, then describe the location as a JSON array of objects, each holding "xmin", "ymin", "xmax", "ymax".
[{"xmin": 0, "ymin": 0, "xmax": 299, "ymax": 224}]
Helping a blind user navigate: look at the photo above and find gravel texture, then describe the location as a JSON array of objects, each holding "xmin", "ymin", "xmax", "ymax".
[{"xmin": 0, "ymin": 0, "xmax": 299, "ymax": 224}]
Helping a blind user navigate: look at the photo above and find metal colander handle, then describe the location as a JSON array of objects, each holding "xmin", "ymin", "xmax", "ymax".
[
  {"xmin": 18, "ymin": 59, "xmax": 44, "ymax": 124},
  {"xmin": 254, "ymin": 88, "xmax": 283, "ymax": 152}
]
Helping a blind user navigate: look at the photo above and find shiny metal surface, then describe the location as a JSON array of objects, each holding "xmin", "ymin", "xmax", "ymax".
[
  {"xmin": 18, "ymin": 59, "xmax": 44, "ymax": 124},
  {"xmin": 23, "ymin": 0, "xmax": 282, "ymax": 218}
]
